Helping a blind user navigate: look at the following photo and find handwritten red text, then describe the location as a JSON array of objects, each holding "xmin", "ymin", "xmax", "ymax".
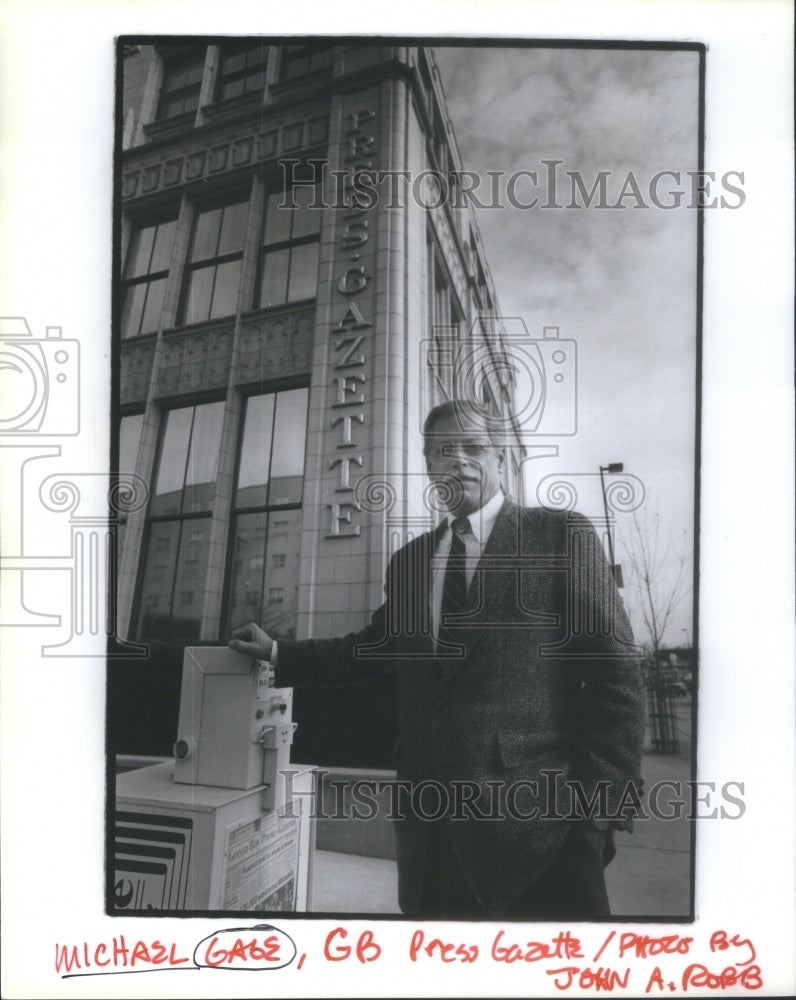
[
  {"xmin": 409, "ymin": 930, "xmax": 479, "ymax": 963},
  {"xmin": 55, "ymin": 938, "xmax": 189, "ymax": 974},
  {"xmin": 492, "ymin": 929, "xmax": 583, "ymax": 963},
  {"xmin": 324, "ymin": 927, "xmax": 382, "ymax": 963},
  {"xmin": 548, "ymin": 966, "xmax": 631, "ymax": 990}
]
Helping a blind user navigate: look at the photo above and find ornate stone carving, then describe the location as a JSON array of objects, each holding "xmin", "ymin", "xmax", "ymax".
[
  {"xmin": 120, "ymin": 338, "xmax": 156, "ymax": 405},
  {"xmin": 237, "ymin": 308, "xmax": 315, "ymax": 384},
  {"xmin": 163, "ymin": 159, "xmax": 183, "ymax": 186},
  {"xmin": 141, "ymin": 165, "xmax": 161, "ymax": 193},
  {"xmin": 186, "ymin": 151, "xmax": 206, "ymax": 180},
  {"xmin": 156, "ymin": 325, "xmax": 234, "ymax": 397},
  {"xmin": 122, "ymin": 172, "xmax": 139, "ymax": 198}
]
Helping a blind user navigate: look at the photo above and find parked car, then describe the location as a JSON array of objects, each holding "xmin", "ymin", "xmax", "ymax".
[
  {"xmin": 665, "ymin": 679, "xmax": 688, "ymax": 697},
  {"xmin": 654, "ymin": 669, "xmax": 689, "ymax": 696}
]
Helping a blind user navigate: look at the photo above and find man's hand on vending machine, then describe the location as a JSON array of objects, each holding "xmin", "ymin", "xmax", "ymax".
[{"xmin": 228, "ymin": 622, "xmax": 275, "ymax": 661}]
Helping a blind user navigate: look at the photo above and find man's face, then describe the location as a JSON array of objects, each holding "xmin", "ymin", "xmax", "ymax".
[{"xmin": 424, "ymin": 411, "xmax": 505, "ymax": 516}]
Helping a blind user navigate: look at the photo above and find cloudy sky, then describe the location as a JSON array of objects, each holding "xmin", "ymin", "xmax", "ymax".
[{"xmin": 434, "ymin": 44, "xmax": 700, "ymax": 647}]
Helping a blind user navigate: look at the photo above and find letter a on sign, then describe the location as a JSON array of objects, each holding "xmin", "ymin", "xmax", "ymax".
[{"xmin": 333, "ymin": 304, "xmax": 372, "ymax": 332}]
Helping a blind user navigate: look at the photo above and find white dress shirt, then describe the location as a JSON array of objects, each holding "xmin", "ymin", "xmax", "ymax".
[
  {"xmin": 431, "ymin": 489, "xmax": 505, "ymax": 643},
  {"xmin": 270, "ymin": 490, "xmax": 506, "ymax": 663}
]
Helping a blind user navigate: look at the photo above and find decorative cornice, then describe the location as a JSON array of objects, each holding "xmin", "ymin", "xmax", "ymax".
[{"xmin": 122, "ymin": 111, "xmax": 330, "ymax": 201}]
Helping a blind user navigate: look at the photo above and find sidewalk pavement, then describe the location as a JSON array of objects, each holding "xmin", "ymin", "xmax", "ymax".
[
  {"xmin": 607, "ymin": 750, "xmax": 693, "ymax": 919},
  {"xmin": 310, "ymin": 749, "xmax": 694, "ymax": 918}
]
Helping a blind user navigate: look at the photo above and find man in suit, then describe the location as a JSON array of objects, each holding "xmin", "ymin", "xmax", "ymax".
[{"xmin": 230, "ymin": 399, "xmax": 644, "ymax": 919}]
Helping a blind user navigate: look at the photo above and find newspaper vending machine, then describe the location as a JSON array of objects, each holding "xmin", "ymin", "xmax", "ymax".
[{"xmin": 114, "ymin": 647, "xmax": 315, "ymax": 912}]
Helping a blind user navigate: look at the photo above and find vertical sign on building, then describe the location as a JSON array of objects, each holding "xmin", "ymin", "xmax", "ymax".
[{"xmin": 326, "ymin": 99, "xmax": 379, "ymax": 539}]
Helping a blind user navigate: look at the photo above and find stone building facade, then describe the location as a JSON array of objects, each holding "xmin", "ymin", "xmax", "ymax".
[{"xmin": 115, "ymin": 40, "xmax": 525, "ymax": 764}]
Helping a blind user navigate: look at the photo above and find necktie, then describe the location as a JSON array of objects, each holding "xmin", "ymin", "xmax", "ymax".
[{"xmin": 438, "ymin": 516, "xmax": 469, "ymax": 651}]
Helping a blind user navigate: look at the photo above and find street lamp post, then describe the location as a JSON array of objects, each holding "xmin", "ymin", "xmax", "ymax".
[{"xmin": 599, "ymin": 462, "xmax": 624, "ymax": 586}]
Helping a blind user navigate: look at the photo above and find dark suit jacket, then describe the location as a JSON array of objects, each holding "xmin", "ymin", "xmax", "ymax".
[{"xmin": 275, "ymin": 499, "xmax": 644, "ymax": 915}]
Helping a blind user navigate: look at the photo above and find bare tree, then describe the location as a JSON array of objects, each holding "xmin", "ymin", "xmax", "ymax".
[{"xmin": 621, "ymin": 503, "xmax": 692, "ymax": 662}]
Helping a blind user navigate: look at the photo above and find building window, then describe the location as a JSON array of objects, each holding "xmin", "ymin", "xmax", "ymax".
[
  {"xmin": 119, "ymin": 413, "xmax": 144, "ymax": 482},
  {"xmin": 135, "ymin": 401, "xmax": 225, "ymax": 641},
  {"xmin": 121, "ymin": 217, "xmax": 177, "ymax": 338},
  {"xmin": 427, "ymin": 252, "xmax": 463, "ymax": 404},
  {"xmin": 430, "ymin": 105, "xmax": 449, "ymax": 175},
  {"xmin": 256, "ymin": 186, "xmax": 321, "ymax": 309},
  {"xmin": 180, "ymin": 197, "xmax": 249, "ymax": 324},
  {"xmin": 215, "ymin": 40, "xmax": 270, "ymax": 100},
  {"xmin": 433, "ymin": 263, "xmax": 452, "ymax": 331},
  {"xmin": 279, "ymin": 44, "xmax": 333, "ymax": 81},
  {"xmin": 117, "ymin": 412, "xmax": 144, "ymax": 557},
  {"xmin": 418, "ymin": 49, "xmax": 435, "ymax": 115},
  {"xmin": 156, "ymin": 48, "xmax": 205, "ymax": 120},
  {"xmin": 225, "ymin": 387, "xmax": 308, "ymax": 640}
]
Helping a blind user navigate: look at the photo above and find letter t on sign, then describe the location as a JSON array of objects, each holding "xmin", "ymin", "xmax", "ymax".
[{"xmin": 332, "ymin": 412, "xmax": 365, "ymax": 448}]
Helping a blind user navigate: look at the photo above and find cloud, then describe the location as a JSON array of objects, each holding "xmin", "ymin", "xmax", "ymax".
[{"xmin": 433, "ymin": 43, "xmax": 700, "ymax": 594}]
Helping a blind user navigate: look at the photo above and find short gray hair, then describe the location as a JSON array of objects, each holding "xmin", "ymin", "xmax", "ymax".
[{"xmin": 422, "ymin": 399, "xmax": 504, "ymax": 449}]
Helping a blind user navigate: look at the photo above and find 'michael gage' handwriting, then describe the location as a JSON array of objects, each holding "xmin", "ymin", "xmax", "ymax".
[{"xmin": 55, "ymin": 926, "xmax": 296, "ymax": 978}]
